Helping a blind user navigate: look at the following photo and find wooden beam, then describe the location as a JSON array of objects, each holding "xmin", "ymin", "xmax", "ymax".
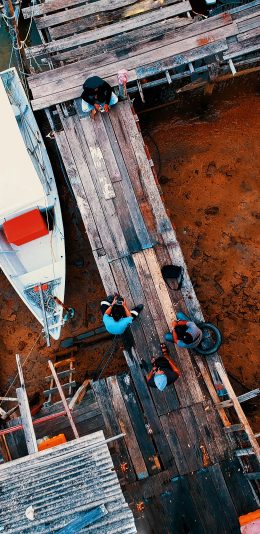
[
  {"xmin": 23, "ymin": 0, "xmax": 147, "ymax": 18},
  {"xmin": 245, "ymin": 472, "xmax": 260, "ymax": 480},
  {"xmin": 15, "ymin": 354, "xmax": 38, "ymax": 454},
  {"xmin": 215, "ymin": 362, "xmax": 260, "ymax": 462},
  {"xmin": 107, "ymin": 376, "xmax": 150, "ymax": 479},
  {"xmin": 26, "ymin": 3, "xmax": 192, "ymax": 58},
  {"xmin": 48, "ymin": 0, "xmax": 182, "ymax": 38},
  {"xmin": 69, "ymin": 378, "xmax": 91, "ymax": 410},
  {"xmin": 48, "ymin": 360, "xmax": 80, "ymax": 439},
  {"xmin": 16, "ymin": 388, "xmax": 38, "ymax": 454}
]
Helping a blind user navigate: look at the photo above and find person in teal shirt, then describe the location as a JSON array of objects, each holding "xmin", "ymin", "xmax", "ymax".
[{"xmin": 101, "ymin": 295, "xmax": 143, "ymax": 335}]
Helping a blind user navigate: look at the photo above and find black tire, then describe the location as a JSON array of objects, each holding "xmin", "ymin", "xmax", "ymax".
[{"xmin": 194, "ymin": 322, "xmax": 222, "ymax": 356}]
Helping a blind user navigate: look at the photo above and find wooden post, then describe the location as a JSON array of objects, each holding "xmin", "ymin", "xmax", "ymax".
[
  {"xmin": 2, "ymin": 0, "xmax": 30, "ymax": 72},
  {"xmin": 16, "ymin": 354, "xmax": 38, "ymax": 454},
  {"xmin": 48, "ymin": 360, "xmax": 80, "ymax": 439},
  {"xmin": 215, "ymin": 362, "xmax": 260, "ymax": 461}
]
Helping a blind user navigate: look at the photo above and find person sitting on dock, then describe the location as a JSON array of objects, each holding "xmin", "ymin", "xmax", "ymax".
[
  {"xmin": 81, "ymin": 76, "xmax": 118, "ymax": 119},
  {"xmin": 144, "ymin": 344, "xmax": 180, "ymax": 391},
  {"xmin": 164, "ymin": 311, "xmax": 202, "ymax": 349},
  {"xmin": 101, "ymin": 294, "xmax": 143, "ymax": 335}
]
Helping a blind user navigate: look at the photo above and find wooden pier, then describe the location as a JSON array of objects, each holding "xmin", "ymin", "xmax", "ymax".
[
  {"xmin": 8, "ymin": 0, "xmax": 260, "ymax": 531},
  {"xmin": 23, "ymin": 0, "xmax": 260, "ymax": 108}
]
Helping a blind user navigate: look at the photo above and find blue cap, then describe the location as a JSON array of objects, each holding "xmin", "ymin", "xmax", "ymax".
[{"xmin": 154, "ymin": 373, "xmax": 167, "ymax": 391}]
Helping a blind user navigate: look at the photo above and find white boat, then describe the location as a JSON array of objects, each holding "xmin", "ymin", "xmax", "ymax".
[{"xmin": 0, "ymin": 68, "xmax": 66, "ymax": 344}]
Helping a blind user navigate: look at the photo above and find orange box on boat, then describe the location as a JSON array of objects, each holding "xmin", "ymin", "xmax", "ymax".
[
  {"xmin": 239, "ymin": 510, "xmax": 260, "ymax": 526},
  {"xmin": 3, "ymin": 208, "xmax": 48, "ymax": 246},
  {"xmin": 38, "ymin": 434, "xmax": 67, "ymax": 451}
]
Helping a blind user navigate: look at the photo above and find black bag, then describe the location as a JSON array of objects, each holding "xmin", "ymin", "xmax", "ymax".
[{"xmin": 161, "ymin": 265, "xmax": 184, "ymax": 291}]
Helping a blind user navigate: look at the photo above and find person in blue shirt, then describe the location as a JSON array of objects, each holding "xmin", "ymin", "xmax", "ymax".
[{"xmin": 101, "ymin": 295, "xmax": 143, "ymax": 335}]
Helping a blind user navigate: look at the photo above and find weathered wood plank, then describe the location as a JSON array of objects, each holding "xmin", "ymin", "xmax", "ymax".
[
  {"xmin": 116, "ymin": 373, "xmax": 162, "ymax": 475},
  {"xmin": 160, "ymin": 413, "xmax": 190, "ymax": 475},
  {"xmin": 52, "ymin": 17, "xmax": 192, "ymax": 63},
  {"xmin": 136, "ymin": 39, "xmax": 228, "ymax": 78},
  {"xmin": 54, "ymin": 129, "xmax": 103, "ymax": 252},
  {"xmin": 220, "ymin": 458, "xmax": 259, "ymax": 515},
  {"xmin": 23, "ymin": 0, "xmax": 140, "ymax": 18},
  {"xmin": 49, "ymin": 0, "xmax": 182, "ymax": 38},
  {"xmin": 132, "ymin": 251, "xmax": 168, "ymax": 339},
  {"xmin": 63, "ymin": 115, "xmax": 127, "ymax": 259},
  {"xmin": 106, "ymin": 109, "xmax": 158, "ymax": 244},
  {"xmin": 79, "ymin": 114, "xmax": 143, "ymax": 255},
  {"xmin": 91, "ymin": 112, "xmax": 121, "ymax": 184},
  {"xmin": 126, "ymin": 251, "xmax": 180, "ymax": 413},
  {"xmin": 238, "ymin": 26, "xmax": 260, "ymax": 42},
  {"xmin": 106, "ymin": 376, "xmax": 149, "ymax": 479},
  {"xmin": 202, "ymin": 400, "xmax": 232, "ymax": 460},
  {"xmin": 171, "ymin": 410, "xmax": 203, "ymax": 472},
  {"xmin": 187, "ymin": 466, "xmax": 240, "ymax": 534},
  {"xmin": 26, "ymin": 3, "xmax": 192, "ymax": 58},
  {"xmin": 29, "ymin": 27, "xmax": 233, "ymax": 99},
  {"xmin": 50, "ymin": 12, "xmax": 232, "ymax": 64},
  {"xmin": 230, "ymin": 0, "xmax": 260, "ymax": 18},
  {"xmin": 170, "ymin": 475, "xmax": 207, "ymax": 534},
  {"xmin": 91, "ymin": 112, "xmax": 153, "ymax": 251},
  {"xmin": 16, "ymin": 388, "xmax": 38, "ymax": 454},
  {"xmin": 191, "ymin": 403, "xmax": 219, "ymax": 463},
  {"xmin": 209, "ymin": 464, "xmax": 242, "ymax": 532},
  {"xmin": 124, "ymin": 349, "xmax": 176, "ymax": 472},
  {"xmin": 91, "ymin": 378, "xmax": 136, "ymax": 481},
  {"xmin": 77, "ymin": 116, "xmax": 116, "ymax": 200},
  {"xmin": 237, "ymin": 11, "xmax": 260, "ymax": 28},
  {"xmin": 181, "ymin": 405, "xmax": 212, "ymax": 469},
  {"xmin": 92, "ymin": 251, "xmax": 117, "ymax": 294}
]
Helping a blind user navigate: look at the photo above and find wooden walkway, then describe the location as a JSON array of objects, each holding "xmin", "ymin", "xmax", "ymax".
[
  {"xmin": 17, "ymin": 1, "xmax": 260, "ymax": 530},
  {"xmin": 23, "ymin": 0, "xmax": 260, "ymax": 109},
  {"xmin": 44, "ymin": 100, "xmax": 259, "ymax": 531}
]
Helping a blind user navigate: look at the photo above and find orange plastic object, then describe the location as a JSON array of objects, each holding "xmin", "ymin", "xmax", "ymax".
[
  {"xmin": 239, "ymin": 510, "xmax": 260, "ymax": 526},
  {"xmin": 38, "ymin": 434, "xmax": 67, "ymax": 451},
  {"xmin": 3, "ymin": 209, "xmax": 48, "ymax": 246}
]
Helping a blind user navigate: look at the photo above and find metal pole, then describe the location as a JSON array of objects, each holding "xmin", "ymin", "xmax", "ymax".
[
  {"xmin": 0, "ymin": 410, "xmax": 67, "ymax": 436},
  {"xmin": 2, "ymin": 0, "xmax": 30, "ymax": 72},
  {"xmin": 48, "ymin": 360, "xmax": 80, "ymax": 439}
]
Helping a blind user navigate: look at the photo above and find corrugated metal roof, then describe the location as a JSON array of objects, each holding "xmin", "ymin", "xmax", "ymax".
[{"xmin": 0, "ymin": 431, "xmax": 137, "ymax": 533}]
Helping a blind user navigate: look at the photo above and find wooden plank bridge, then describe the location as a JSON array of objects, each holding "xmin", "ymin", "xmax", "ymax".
[
  {"xmin": 23, "ymin": 0, "xmax": 260, "ymax": 109},
  {"xmin": 10, "ymin": 0, "xmax": 260, "ymax": 531}
]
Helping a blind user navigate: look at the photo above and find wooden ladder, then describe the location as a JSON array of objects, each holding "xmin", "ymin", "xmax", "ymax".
[
  {"xmin": 44, "ymin": 356, "xmax": 76, "ymax": 406},
  {"xmin": 214, "ymin": 363, "xmax": 260, "ymax": 492}
]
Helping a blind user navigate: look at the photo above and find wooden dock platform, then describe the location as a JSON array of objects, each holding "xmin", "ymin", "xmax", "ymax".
[
  {"xmin": 23, "ymin": 0, "xmax": 260, "ymax": 109},
  {"xmin": 36, "ymin": 99, "xmax": 259, "ymax": 531},
  {"xmin": 11, "ymin": 1, "xmax": 260, "ymax": 530}
]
